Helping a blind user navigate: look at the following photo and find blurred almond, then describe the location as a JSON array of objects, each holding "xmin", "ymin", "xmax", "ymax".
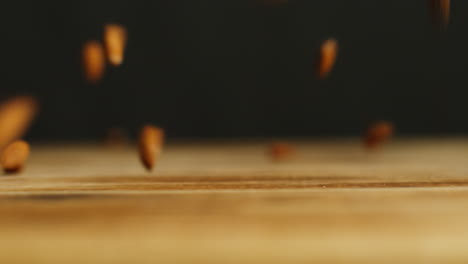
[
  {"xmin": 429, "ymin": 0, "xmax": 450, "ymax": 28},
  {"xmin": 82, "ymin": 40, "xmax": 105, "ymax": 83},
  {"xmin": 1, "ymin": 140, "xmax": 30, "ymax": 174},
  {"xmin": 104, "ymin": 24, "xmax": 127, "ymax": 66},
  {"xmin": 138, "ymin": 125, "xmax": 164, "ymax": 171},
  {"xmin": 316, "ymin": 38, "xmax": 338, "ymax": 79},
  {"xmin": 0, "ymin": 96, "xmax": 38, "ymax": 149},
  {"xmin": 364, "ymin": 121, "xmax": 394, "ymax": 150},
  {"xmin": 269, "ymin": 142, "xmax": 295, "ymax": 161}
]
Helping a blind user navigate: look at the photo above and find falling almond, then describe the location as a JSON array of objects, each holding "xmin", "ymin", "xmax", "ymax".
[
  {"xmin": 0, "ymin": 140, "xmax": 30, "ymax": 174},
  {"xmin": 82, "ymin": 40, "xmax": 106, "ymax": 83},
  {"xmin": 364, "ymin": 121, "xmax": 394, "ymax": 150},
  {"xmin": 104, "ymin": 24, "xmax": 127, "ymax": 66},
  {"xmin": 138, "ymin": 125, "xmax": 164, "ymax": 171},
  {"xmin": 316, "ymin": 38, "xmax": 338, "ymax": 79},
  {"xmin": 429, "ymin": 0, "xmax": 450, "ymax": 27},
  {"xmin": 0, "ymin": 96, "xmax": 38, "ymax": 149}
]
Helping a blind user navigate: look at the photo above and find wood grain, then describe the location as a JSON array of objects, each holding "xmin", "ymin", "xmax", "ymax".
[{"xmin": 1, "ymin": 138, "xmax": 468, "ymax": 263}]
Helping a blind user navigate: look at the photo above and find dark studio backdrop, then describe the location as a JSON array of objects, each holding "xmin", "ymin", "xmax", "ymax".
[{"xmin": 1, "ymin": 0, "xmax": 467, "ymax": 140}]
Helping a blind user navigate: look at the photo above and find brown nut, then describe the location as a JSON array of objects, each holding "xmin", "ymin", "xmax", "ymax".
[
  {"xmin": 429, "ymin": 0, "xmax": 450, "ymax": 28},
  {"xmin": 82, "ymin": 40, "xmax": 106, "ymax": 83},
  {"xmin": 316, "ymin": 38, "xmax": 338, "ymax": 79},
  {"xmin": 138, "ymin": 125, "xmax": 164, "ymax": 171},
  {"xmin": 0, "ymin": 96, "xmax": 38, "ymax": 149},
  {"xmin": 269, "ymin": 142, "xmax": 295, "ymax": 161},
  {"xmin": 1, "ymin": 140, "xmax": 30, "ymax": 174},
  {"xmin": 364, "ymin": 121, "xmax": 394, "ymax": 150},
  {"xmin": 104, "ymin": 24, "xmax": 127, "ymax": 66}
]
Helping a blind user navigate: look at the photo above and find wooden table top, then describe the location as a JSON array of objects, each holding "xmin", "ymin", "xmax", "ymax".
[{"xmin": 1, "ymin": 138, "xmax": 468, "ymax": 263}]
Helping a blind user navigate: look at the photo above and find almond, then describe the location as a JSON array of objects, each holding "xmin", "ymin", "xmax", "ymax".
[
  {"xmin": 0, "ymin": 96, "xmax": 38, "ymax": 149},
  {"xmin": 316, "ymin": 38, "xmax": 338, "ymax": 79},
  {"xmin": 429, "ymin": 0, "xmax": 450, "ymax": 27},
  {"xmin": 1, "ymin": 140, "xmax": 30, "ymax": 174},
  {"xmin": 364, "ymin": 121, "xmax": 394, "ymax": 150},
  {"xmin": 440, "ymin": 0, "xmax": 450, "ymax": 25},
  {"xmin": 269, "ymin": 142, "xmax": 295, "ymax": 161},
  {"xmin": 104, "ymin": 24, "xmax": 127, "ymax": 66},
  {"xmin": 138, "ymin": 125, "xmax": 164, "ymax": 171},
  {"xmin": 82, "ymin": 40, "xmax": 106, "ymax": 83}
]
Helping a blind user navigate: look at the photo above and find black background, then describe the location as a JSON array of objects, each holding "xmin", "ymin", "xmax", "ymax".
[{"xmin": 1, "ymin": 0, "xmax": 467, "ymax": 140}]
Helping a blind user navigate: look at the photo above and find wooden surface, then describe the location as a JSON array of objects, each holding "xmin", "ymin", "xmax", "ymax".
[{"xmin": 1, "ymin": 138, "xmax": 468, "ymax": 263}]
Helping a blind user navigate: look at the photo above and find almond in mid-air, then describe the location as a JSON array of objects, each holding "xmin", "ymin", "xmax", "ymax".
[
  {"xmin": 138, "ymin": 125, "xmax": 164, "ymax": 171},
  {"xmin": 0, "ymin": 140, "xmax": 30, "ymax": 174},
  {"xmin": 0, "ymin": 96, "xmax": 38, "ymax": 149},
  {"xmin": 82, "ymin": 40, "xmax": 106, "ymax": 83},
  {"xmin": 316, "ymin": 38, "xmax": 338, "ymax": 79},
  {"xmin": 429, "ymin": 0, "xmax": 450, "ymax": 27},
  {"xmin": 104, "ymin": 24, "xmax": 127, "ymax": 66},
  {"xmin": 364, "ymin": 121, "xmax": 394, "ymax": 150}
]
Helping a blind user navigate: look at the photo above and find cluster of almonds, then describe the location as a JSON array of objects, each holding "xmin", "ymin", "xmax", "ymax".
[
  {"xmin": 81, "ymin": 24, "xmax": 167, "ymax": 171},
  {"xmin": 0, "ymin": 97, "xmax": 394, "ymax": 172},
  {"xmin": 268, "ymin": 121, "xmax": 395, "ymax": 161},
  {"xmin": 81, "ymin": 1, "xmax": 451, "ymax": 89},
  {"xmin": 0, "ymin": 96, "xmax": 37, "ymax": 174},
  {"xmin": 269, "ymin": 1, "xmax": 448, "ymax": 160},
  {"xmin": 15, "ymin": 1, "xmax": 445, "ymax": 170},
  {"xmin": 81, "ymin": 23, "xmax": 339, "ymax": 81},
  {"xmin": 0, "ymin": 94, "xmax": 393, "ymax": 173},
  {"xmin": 0, "ymin": 96, "xmax": 165, "ymax": 174},
  {"xmin": 82, "ymin": 24, "xmax": 127, "ymax": 83}
]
